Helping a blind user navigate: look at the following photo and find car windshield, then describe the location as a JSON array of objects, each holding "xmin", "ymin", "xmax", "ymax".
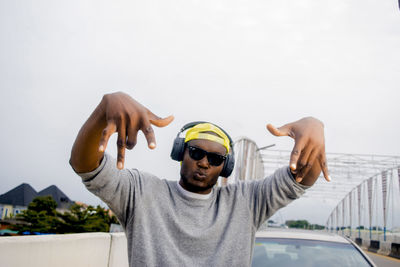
[{"xmin": 252, "ymin": 238, "xmax": 372, "ymax": 267}]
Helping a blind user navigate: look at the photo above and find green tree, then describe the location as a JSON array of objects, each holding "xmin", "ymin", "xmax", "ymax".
[
  {"xmin": 286, "ymin": 220, "xmax": 309, "ymax": 229},
  {"xmin": 311, "ymin": 224, "xmax": 325, "ymax": 230},
  {"xmin": 58, "ymin": 204, "xmax": 118, "ymax": 233},
  {"xmin": 11, "ymin": 196, "xmax": 119, "ymax": 234},
  {"xmin": 12, "ymin": 196, "xmax": 63, "ymax": 234},
  {"xmin": 285, "ymin": 220, "xmax": 325, "ymax": 230}
]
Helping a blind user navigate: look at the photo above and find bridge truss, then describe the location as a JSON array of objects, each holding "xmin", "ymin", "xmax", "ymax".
[
  {"xmin": 261, "ymin": 149, "xmax": 400, "ymax": 231},
  {"xmin": 261, "ymin": 150, "xmax": 400, "ymax": 200}
]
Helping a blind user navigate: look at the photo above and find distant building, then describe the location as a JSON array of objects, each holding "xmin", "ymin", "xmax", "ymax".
[
  {"xmin": 38, "ymin": 185, "xmax": 73, "ymax": 210},
  {"xmin": 0, "ymin": 183, "xmax": 74, "ymax": 219},
  {"xmin": 0, "ymin": 183, "xmax": 37, "ymax": 219}
]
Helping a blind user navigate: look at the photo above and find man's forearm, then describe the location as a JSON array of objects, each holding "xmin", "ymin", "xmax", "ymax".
[{"xmin": 70, "ymin": 103, "xmax": 107, "ymax": 173}]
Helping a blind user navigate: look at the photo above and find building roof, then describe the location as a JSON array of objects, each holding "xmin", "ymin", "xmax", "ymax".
[
  {"xmin": 0, "ymin": 183, "xmax": 38, "ymax": 206},
  {"xmin": 0, "ymin": 184, "xmax": 74, "ymax": 209},
  {"xmin": 38, "ymin": 185, "xmax": 73, "ymax": 209}
]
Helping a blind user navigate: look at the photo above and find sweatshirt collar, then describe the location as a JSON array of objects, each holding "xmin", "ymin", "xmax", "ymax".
[{"xmin": 176, "ymin": 181, "xmax": 213, "ymax": 200}]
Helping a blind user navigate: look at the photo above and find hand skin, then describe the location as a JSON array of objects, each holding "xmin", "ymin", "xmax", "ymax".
[
  {"xmin": 69, "ymin": 92, "xmax": 174, "ymax": 173},
  {"xmin": 267, "ymin": 117, "xmax": 331, "ymax": 186}
]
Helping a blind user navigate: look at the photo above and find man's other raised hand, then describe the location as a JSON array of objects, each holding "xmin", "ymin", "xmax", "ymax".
[
  {"xmin": 70, "ymin": 92, "xmax": 173, "ymax": 173},
  {"xmin": 98, "ymin": 92, "xmax": 174, "ymax": 169},
  {"xmin": 266, "ymin": 117, "xmax": 330, "ymax": 186}
]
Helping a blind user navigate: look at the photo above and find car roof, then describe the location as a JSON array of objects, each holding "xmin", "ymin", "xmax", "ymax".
[{"xmin": 256, "ymin": 228, "xmax": 349, "ymax": 244}]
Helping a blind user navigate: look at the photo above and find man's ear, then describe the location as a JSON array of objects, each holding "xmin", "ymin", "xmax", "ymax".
[{"xmin": 220, "ymin": 151, "xmax": 234, "ymax": 178}]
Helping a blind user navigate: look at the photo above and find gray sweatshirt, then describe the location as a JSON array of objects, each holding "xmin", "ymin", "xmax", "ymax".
[{"xmin": 78, "ymin": 154, "xmax": 309, "ymax": 267}]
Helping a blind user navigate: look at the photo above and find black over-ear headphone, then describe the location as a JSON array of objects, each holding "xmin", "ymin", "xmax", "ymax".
[{"xmin": 170, "ymin": 121, "xmax": 235, "ymax": 178}]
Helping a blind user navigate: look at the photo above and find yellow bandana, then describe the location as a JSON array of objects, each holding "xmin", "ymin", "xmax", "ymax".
[{"xmin": 184, "ymin": 123, "xmax": 230, "ymax": 153}]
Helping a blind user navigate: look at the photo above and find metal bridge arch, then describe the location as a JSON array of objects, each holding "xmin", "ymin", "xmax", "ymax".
[
  {"xmin": 326, "ymin": 166, "xmax": 400, "ymax": 240},
  {"xmin": 228, "ymin": 137, "xmax": 400, "ymax": 233}
]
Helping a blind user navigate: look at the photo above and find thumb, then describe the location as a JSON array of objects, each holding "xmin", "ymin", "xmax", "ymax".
[
  {"xmin": 266, "ymin": 123, "xmax": 290, "ymax": 137},
  {"xmin": 149, "ymin": 114, "xmax": 175, "ymax": 127}
]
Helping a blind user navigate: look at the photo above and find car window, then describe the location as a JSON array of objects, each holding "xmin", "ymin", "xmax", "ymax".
[{"xmin": 252, "ymin": 238, "xmax": 372, "ymax": 267}]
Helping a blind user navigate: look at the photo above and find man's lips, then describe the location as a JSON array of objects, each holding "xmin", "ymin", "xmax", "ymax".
[{"xmin": 193, "ymin": 171, "xmax": 207, "ymax": 180}]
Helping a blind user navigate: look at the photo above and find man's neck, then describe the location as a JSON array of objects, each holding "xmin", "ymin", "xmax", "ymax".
[{"xmin": 177, "ymin": 181, "xmax": 212, "ymax": 200}]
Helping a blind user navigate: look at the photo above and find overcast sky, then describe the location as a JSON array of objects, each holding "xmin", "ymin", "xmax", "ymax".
[{"xmin": 0, "ymin": 0, "xmax": 399, "ymax": 224}]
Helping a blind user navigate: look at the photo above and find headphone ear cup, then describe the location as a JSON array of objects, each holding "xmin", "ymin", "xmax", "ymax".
[
  {"xmin": 170, "ymin": 137, "xmax": 186, "ymax": 161},
  {"xmin": 220, "ymin": 153, "xmax": 235, "ymax": 178}
]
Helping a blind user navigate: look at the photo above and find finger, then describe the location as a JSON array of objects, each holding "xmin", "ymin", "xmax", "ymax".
[
  {"xmin": 148, "ymin": 112, "xmax": 174, "ymax": 128},
  {"xmin": 319, "ymin": 151, "xmax": 331, "ymax": 182},
  {"xmin": 99, "ymin": 122, "xmax": 117, "ymax": 152},
  {"xmin": 295, "ymin": 175, "xmax": 303, "ymax": 183},
  {"xmin": 116, "ymin": 125, "xmax": 127, "ymax": 170},
  {"xmin": 141, "ymin": 118, "xmax": 156, "ymax": 149},
  {"xmin": 297, "ymin": 146, "xmax": 313, "ymax": 171},
  {"xmin": 296, "ymin": 149, "xmax": 317, "ymax": 182},
  {"xmin": 266, "ymin": 123, "xmax": 292, "ymax": 137},
  {"xmin": 126, "ymin": 125, "xmax": 139, "ymax": 150},
  {"xmin": 289, "ymin": 141, "xmax": 305, "ymax": 172}
]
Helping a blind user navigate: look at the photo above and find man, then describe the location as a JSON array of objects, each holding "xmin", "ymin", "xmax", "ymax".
[{"xmin": 70, "ymin": 92, "xmax": 330, "ymax": 266}]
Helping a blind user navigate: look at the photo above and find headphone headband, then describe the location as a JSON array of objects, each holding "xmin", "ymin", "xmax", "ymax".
[{"xmin": 178, "ymin": 121, "xmax": 234, "ymax": 149}]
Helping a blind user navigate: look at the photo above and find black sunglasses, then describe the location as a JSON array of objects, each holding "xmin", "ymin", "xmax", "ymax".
[{"xmin": 187, "ymin": 146, "xmax": 227, "ymax": 166}]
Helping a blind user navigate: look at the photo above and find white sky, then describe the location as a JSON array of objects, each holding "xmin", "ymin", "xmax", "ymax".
[{"xmin": 0, "ymin": 0, "xmax": 399, "ymax": 225}]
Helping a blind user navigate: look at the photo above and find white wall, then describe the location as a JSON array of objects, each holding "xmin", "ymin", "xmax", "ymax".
[
  {"xmin": 109, "ymin": 233, "xmax": 129, "ymax": 267},
  {"xmin": 0, "ymin": 232, "xmax": 128, "ymax": 267}
]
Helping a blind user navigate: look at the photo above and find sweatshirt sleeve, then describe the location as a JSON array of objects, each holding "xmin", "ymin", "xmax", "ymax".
[
  {"xmin": 246, "ymin": 166, "xmax": 310, "ymax": 229},
  {"xmin": 75, "ymin": 153, "xmax": 142, "ymax": 228}
]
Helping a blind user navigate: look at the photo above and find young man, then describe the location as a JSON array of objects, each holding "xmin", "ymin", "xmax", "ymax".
[{"xmin": 70, "ymin": 92, "xmax": 330, "ymax": 266}]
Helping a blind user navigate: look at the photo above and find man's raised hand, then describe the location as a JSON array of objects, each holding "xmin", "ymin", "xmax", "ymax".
[
  {"xmin": 266, "ymin": 117, "xmax": 330, "ymax": 185},
  {"xmin": 98, "ymin": 92, "xmax": 174, "ymax": 169},
  {"xmin": 69, "ymin": 92, "xmax": 173, "ymax": 173}
]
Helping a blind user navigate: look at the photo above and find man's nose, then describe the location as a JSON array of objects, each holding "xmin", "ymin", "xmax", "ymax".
[{"xmin": 197, "ymin": 156, "xmax": 209, "ymax": 168}]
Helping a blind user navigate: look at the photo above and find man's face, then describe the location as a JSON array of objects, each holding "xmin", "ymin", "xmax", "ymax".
[{"xmin": 179, "ymin": 139, "xmax": 227, "ymax": 194}]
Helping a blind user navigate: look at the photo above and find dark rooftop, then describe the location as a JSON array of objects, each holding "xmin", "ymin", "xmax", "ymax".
[
  {"xmin": 38, "ymin": 185, "xmax": 73, "ymax": 209},
  {"xmin": 0, "ymin": 183, "xmax": 38, "ymax": 206},
  {"xmin": 0, "ymin": 183, "xmax": 73, "ymax": 209}
]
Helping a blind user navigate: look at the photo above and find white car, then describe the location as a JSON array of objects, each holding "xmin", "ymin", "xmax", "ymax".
[{"xmin": 252, "ymin": 229, "xmax": 376, "ymax": 267}]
